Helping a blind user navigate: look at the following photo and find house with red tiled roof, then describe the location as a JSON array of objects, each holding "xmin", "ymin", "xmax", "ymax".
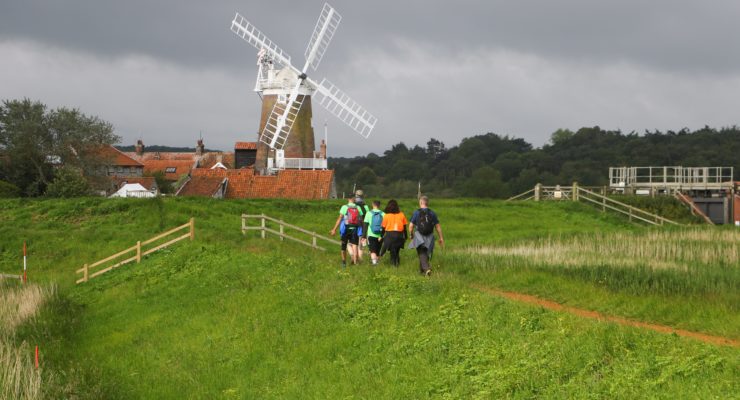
[
  {"xmin": 97, "ymin": 145, "xmax": 144, "ymax": 177},
  {"xmin": 177, "ymin": 167, "xmax": 335, "ymax": 200},
  {"xmin": 143, "ymin": 159, "xmax": 195, "ymax": 181},
  {"xmin": 175, "ymin": 175, "xmax": 228, "ymax": 198}
]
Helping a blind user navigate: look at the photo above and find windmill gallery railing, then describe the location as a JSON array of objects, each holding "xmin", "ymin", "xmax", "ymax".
[
  {"xmin": 507, "ymin": 183, "xmax": 681, "ymax": 226},
  {"xmin": 241, "ymin": 214, "xmax": 340, "ymax": 251}
]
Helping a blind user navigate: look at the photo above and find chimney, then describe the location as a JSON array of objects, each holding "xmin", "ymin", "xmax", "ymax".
[
  {"xmin": 196, "ymin": 139, "xmax": 204, "ymax": 156},
  {"xmin": 319, "ymin": 139, "xmax": 327, "ymax": 159},
  {"xmin": 135, "ymin": 139, "xmax": 145, "ymax": 156}
]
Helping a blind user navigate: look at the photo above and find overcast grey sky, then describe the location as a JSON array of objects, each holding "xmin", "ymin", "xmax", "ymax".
[{"xmin": 2, "ymin": 1, "xmax": 740, "ymax": 155}]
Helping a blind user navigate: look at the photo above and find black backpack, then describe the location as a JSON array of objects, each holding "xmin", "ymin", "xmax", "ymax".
[{"xmin": 416, "ymin": 208, "xmax": 434, "ymax": 235}]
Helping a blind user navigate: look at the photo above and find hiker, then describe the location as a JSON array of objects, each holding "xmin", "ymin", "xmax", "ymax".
[
  {"xmin": 408, "ymin": 196, "xmax": 444, "ymax": 276},
  {"xmin": 379, "ymin": 199, "xmax": 407, "ymax": 267},
  {"xmin": 354, "ymin": 189, "xmax": 370, "ymax": 262},
  {"xmin": 362, "ymin": 200, "xmax": 385, "ymax": 266},
  {"xmin": 330, "ymin": 196, "xmax": 365, "ymax": 268}
]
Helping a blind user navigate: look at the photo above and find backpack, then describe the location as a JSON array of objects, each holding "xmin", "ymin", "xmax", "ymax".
[
  {"xmin": 370, "ymin": 211, "xmax": 383, "ymax": 234},
  {"xmin": 416, "ymin": 208, "xmax": 434, "ymax": 235},
  {"xmin": 345, "ymin": 205, "xmax": 362, "ymax": 227}
]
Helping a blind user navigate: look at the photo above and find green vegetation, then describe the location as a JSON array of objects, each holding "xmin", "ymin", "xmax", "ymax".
[
  {"xmin": 44, "ymin": 167, "xmax": 93, "ymax": 198},
  {"xmin": 0, "ymin": 198, "xmax": 738, "ymax": 398},
  {"xmin": 330, "ymin": 126, "xmax": 740, "ymax": 197},
  {"xmin": 0, "ymin": 99, "xmax": 119, "ymax": 197}
]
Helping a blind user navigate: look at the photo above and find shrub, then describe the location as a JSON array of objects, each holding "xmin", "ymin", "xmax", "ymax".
[
  {"xmin": 0, "ymin": 180, "xmax": 21, "ymax": 198},
  {"xmin": 45, "ymin": 168, "xmax": 92, "ymax": 198}
]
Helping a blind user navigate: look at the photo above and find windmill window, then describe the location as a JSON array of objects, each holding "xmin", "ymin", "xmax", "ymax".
[{"xmin": 165, "ymin": 167, "xmax": 177, "ymax": 173}]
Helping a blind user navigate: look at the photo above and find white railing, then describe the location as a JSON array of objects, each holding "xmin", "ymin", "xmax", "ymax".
[
  {"xmin": 276, "ymin": 157, "xmax": 328, "ymax": 170},
  {"xmin": 124, "ymin": 190, "xmax": 157, "ymax": 198},
  {"xmin": 609, "ymin": 166, "xmax": 734, "ymax": 189}
]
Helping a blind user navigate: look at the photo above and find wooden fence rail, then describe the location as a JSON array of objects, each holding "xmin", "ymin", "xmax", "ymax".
[
  {"xmin": 76, "ymin": 218, "xmax": 195, "ymax": 284},
  {"xmin": 242, "ymin": 213, "xmax": 340, "ymax": 251},
  {"xmin": 0, "ymin": 273, "xmax": 22, "ymax": 281},
  {"xmin": 508, "ymin": 183, "xmax": 682, "ymax": 226}
]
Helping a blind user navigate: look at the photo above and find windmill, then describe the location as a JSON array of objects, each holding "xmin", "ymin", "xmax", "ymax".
[{"xmin": 231, "ymin": 3, "xmax": 377, "ymax": 171}]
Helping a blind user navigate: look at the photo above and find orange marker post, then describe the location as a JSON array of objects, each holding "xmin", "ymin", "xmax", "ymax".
[{"xmin": 34, "ymin": 345, "xmax": 39, "ymax": 369}]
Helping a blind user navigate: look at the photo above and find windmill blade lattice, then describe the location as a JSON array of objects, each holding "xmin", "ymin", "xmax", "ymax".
[
  {"xmin": 260, "ymin": 82, "xmax": 306, "ymax": 149},
  {"xmin": 304, "ymin": 3, "xmax": 342, "ymax": 71},
  {"xmin": 313, "ymin": 79, "xmax": 377, "ymax": 138},
  {"xmin": 231, "ymin": 13, "xmax": 293, "ymax": 68}
]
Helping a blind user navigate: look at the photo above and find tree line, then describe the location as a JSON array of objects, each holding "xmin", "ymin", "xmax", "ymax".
[
  {"xmin": 0, "ymin": 99, "xmax": 119, "ymax": 197},
  {"xmin": 330, "ymin": 127, "xmax": 740, "ymax": 198}
]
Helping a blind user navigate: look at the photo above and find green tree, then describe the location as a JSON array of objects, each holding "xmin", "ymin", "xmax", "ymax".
[
  {"xmin": 354, "ymin": 166, "xmax": 378, "ymax": 185},
  {"xmin": 461, "ymin": 166, "xmax": 509, "ymax": 198},
  {"xmin": 0, "ymin": 180, "xmax": 21, "ymax": 198},
  {"xmin": 0, "ymin": 99, "xmax": 120, "ymax": 196},
  {"xmin": 148, "ymin": 171, "xmax": 174, "ymax": 194},
  {"xmin": 45, "ymin": 167, "xmax": 92, "ymax": 198},
  {"xmin": 550, "ymin": 128, "xmax": 574, "ymax": 145}
]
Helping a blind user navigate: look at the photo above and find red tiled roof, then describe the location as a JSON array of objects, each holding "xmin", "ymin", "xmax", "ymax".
[
  {"xmin": 234, "ymin": 142, "xmax": 257, "ymax": 150},
  {"xmin": 111, "ymin": 176, "xmax": 158, "ymax": 191},
  {"xmin": 198, "ymin": 152, "xmax": 235, "ymax": 169},
  {"xmin": 189, "ymin": 168, "xmax": 334, "ymax": 199},
  {"xmin": 177, "ymin": 176, "xmax": 225, "ymax": 197},
  {"xmin": 98, "ymin": 146, "xmax": 144, "ymax": 167},
  {"xmin": 143, "ymin": 160, "xmax": 195, "ymax": 180},
  {"xmin": 124, "ymin": 152, "xmax": 198, "ymax": 162}
]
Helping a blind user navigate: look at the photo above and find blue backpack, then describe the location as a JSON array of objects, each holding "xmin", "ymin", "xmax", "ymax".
[{"xmin": 370, "ymin": 211, "xmax": 383, "ymax": 234}]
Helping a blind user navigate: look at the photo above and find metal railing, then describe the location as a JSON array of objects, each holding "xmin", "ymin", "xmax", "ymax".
[
  {"xmin": 609, "ymin": 166, "xmax": 734, "ymax": 190},
  {"xmin": 276, "ymin": 157, "xmax": 328, "ymax": 170}
]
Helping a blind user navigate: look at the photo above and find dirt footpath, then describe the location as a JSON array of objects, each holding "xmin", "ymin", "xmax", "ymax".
[{"xmin": 473, "ymin": 284, "xmax": 739, "ymax": 348}]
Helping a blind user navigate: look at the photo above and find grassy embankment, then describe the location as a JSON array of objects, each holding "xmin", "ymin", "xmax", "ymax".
[{"xmin": 0, "ymin": 197, "xmax": 737, "ymax": 398}]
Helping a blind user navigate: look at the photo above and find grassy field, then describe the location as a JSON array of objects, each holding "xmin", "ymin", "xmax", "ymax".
[{"xmin": 0, "ymin": 197, "xmax": 738, "ymax": 398}]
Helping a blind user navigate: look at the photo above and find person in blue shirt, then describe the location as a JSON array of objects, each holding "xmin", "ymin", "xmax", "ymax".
[{"xmin": 408, "ymin": 196, "xmax": 444, "ymax": 276}]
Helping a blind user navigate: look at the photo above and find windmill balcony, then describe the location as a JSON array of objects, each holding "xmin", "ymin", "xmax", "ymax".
[{"xmin": 272, "ymin": 157, "xmax": 328, "ymax": 170}]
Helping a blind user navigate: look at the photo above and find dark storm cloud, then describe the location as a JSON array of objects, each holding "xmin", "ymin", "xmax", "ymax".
[
  {"xmin": 1, "ymin": 1, "xmax": 740, "ymax": 155},
  {"xmin": 3, "ymin": 1, "xmax": 740, "ymax": 73}
]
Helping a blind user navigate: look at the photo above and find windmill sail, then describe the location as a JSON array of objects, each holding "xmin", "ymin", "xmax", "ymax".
[
  {"xmin": 231, "ymin": 13, "xmax": 292, "ymax": 68},
  {"xmin": 304, "ymin": 3, "xmax": 342, "ymax": 71},
  {"xmin": 314, "ymin": 79, "xmax": 377, "ymax": 138},
  {"xmin": 260, "ymin": 81, "xmax": 306, "ymax": 149}
]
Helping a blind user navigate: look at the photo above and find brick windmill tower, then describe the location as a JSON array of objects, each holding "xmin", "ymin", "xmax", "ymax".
[{"xmin": 231, "ymin": 3, "xmax": 378, "ymax": 172}]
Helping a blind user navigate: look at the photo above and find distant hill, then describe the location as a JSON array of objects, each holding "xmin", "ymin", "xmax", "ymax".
[{"xmin": 115, "ymin": 145, "xmax": 222, "ymax": 153}]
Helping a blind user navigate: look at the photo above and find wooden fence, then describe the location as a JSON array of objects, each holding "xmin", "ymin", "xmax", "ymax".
[
  {"xmin": 0, "ymin": 273, "xmax": 22, "ymax": 281},
  {"xmin": 242, "ymin": 214, "xmax": 340, "ymax": 251},
  {"xmin": 76, "ymin": 218, "xmax": 195, "ymax": 284},
  {"xmin": 508, "ymin": 183, "xmax": 681, "ymax": 226}
]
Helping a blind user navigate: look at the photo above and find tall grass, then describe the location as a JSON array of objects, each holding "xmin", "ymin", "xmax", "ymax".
[
  {"xmin": 0, "ymin": 283, "xmax": 53, "ymax": 400},
  {"xmin": 465, "ymin": 228, "xmax": 740, "ymax": 270}
]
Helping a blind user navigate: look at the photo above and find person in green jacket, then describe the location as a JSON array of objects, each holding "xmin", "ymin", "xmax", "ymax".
[{"xmin": 362, "ymin": 200, "xmax": 384, "ymax": 266}]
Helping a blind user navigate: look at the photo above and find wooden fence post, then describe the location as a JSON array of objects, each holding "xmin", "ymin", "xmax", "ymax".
[
  {"xmin": 242, "ymin": 214, "xmax": 246, "ymax": 236},
  {"xmin": 279, "ymin": 220, "xmax": 284, "ymax": 241},
  {"xmin": 312, "ymin": 234, "xmax": 317, "ymax": 249},
  {"xmin": 189, "ymin": 217, "xmax": 195, "ymax": 241},
  {"xmin": 534, "ymin": 183, "xmax": 541, "ymax": 202},
  {"xmin": 136, "ymin": 241, "xmax": 141, "ymax": 263},
  {"xmin": 572, "ymin": 182, "xmax": 579, "ymax": 201},
  {"xmin": 261, "ymin": 214, "xmax": 266, "ymax": 239},
  {"xmin": 83, "ymin": 263, "xmax": 89, "ymax": 283}
]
